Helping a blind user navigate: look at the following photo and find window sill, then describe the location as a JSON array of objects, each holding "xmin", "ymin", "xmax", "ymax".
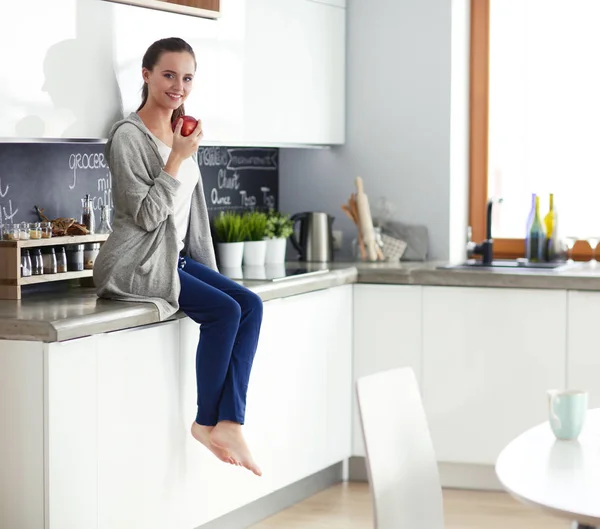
[{"xmin": 493, "ymin": 238, "xmax": 596, "ymax": 261}]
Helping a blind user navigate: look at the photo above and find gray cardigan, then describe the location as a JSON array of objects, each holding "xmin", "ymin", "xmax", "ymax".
[{"xmin": 94, "ymin": 112, "xmax": 218, "ymax": 320}]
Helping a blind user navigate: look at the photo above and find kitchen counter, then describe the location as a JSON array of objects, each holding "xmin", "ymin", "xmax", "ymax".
[
  {"xmin": 0, "ymin": 266, "xmax": 358, "ymax": 342},
  {"xmin": 349, "ymin": 259, "xmax": 600, "ymax": 290},
  {"xmin": 4, "ymin": 259, "xmax": 600, "ymax": 342}
]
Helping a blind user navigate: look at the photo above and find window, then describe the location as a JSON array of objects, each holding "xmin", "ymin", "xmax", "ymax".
[{"xmin": 470, "ymin": 0, "xmax": 599, "ymax": 259}]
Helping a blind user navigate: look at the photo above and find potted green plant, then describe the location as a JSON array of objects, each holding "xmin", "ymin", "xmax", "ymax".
[
  {"xmin": 213, "ymin": 211, "xmax": 246, "ymax": 268},
  {"xmin": 241, "ymin": 211, "xmax": 268, "ymax": 266},
  {"xmin": 264, "ymin": 210, "xmax": 294, "ymax": 264}
]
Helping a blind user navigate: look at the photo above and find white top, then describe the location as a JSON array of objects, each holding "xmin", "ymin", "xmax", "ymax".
[
  {"xmin": 150, "ymin": 134, "xmax": 199, "ymax": 252},
  {"xmin": 495, "ymin": 408, "xmax": 600, "ymax": 526}
]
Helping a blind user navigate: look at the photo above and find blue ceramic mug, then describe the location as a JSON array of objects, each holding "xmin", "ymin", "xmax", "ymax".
[{"xmin": 547, "ymin": 389, "xmax": 588, "ymax": 440}]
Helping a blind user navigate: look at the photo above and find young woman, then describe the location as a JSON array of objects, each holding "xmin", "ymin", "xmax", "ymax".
[{"xmin": 94, "ymin": 37, "xmax": 263, "ymax": 476}]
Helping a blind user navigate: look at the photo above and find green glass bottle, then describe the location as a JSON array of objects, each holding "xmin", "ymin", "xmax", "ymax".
[{"xmin": 526, "ymin": 195, "xmax": 546, "ymax": 262}]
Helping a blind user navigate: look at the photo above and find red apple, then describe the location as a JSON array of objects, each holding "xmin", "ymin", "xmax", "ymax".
[{"xmin": 172, "ymin": 115, "xmax": 198, "ymax": 137}]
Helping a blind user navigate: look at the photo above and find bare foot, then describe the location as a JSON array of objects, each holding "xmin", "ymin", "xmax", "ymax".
[
  {"xmin": 190, "ymin": 422, "xmax": 237, "ymax": 465},
  {"xmin": 210, "ymin": 421, "xmax": 262, "ymax": 476}
]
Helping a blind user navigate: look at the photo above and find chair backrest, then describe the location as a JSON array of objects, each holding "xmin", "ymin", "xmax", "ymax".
[{"xmin": 356, "ymin": 367, "xmax": 444, "ymax": 529}]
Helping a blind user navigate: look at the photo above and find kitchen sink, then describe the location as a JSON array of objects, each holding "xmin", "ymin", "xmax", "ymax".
[{"xmin": 439, "ymin": 259, "xmax": 580, "ymax": 272}]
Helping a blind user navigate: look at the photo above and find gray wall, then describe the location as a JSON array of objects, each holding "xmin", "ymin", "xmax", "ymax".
[{"xmin": 279, "ymin": 0, "xmax": 471, "ymax": 261}]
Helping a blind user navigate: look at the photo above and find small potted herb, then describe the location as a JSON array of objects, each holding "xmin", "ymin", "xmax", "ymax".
[
  {"xmin": 241, "ymin": 211, "xmax": 268, "ymax": 266},
  {"xmin": 213, "ymin": 211, "xmax": 246, "ymax": 268},
  {"xmin": 264, "ymin": 210, "xmax": 294, "ymax": 264}
]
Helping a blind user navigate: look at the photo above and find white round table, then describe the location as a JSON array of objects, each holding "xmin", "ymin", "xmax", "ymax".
[{"xmin": 496, "ymin": 408, "xmax": 600, "ymax": 528}]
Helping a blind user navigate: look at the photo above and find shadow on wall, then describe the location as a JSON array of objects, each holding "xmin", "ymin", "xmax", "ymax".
[{"xmin": 14, "ymin": 38, "xmax": 123, "ymax": 139}]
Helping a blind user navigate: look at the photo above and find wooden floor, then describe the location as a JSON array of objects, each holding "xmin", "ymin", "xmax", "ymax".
[{"xmin": 250, "ymin": 482, "xmax": 569, "ymax": 529}]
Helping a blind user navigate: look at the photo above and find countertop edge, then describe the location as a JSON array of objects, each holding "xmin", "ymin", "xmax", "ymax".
[{"xmin": 47, "ymin": 267, "xmax": 359, "ymax": 343}]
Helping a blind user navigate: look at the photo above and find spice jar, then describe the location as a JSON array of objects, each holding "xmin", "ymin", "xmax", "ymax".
[
  {"xmin": 21, "ymin": 249, "xmax": 32, "ymax": 277},
  {"xmin": 31, "ymin": 248, "xmax": 44, "ymax": 275},
  {"xmin": 42, "ymin": 247, "xmax": 57, "ymax": 274},
  {"xmin": 55, "ymin": 246, "xmax": 67, "ymax": 273},
  {"xmin": 84, "ymin": 242, "xmax": 100, "ymax": 270},
  {"xmin": 40, "ymin": 221, "xmax": 53, "ymax": 239},
  {"xmin": 66, "ymin": 244, "xmax": 84, "ymax": 271},
  {"xmin": 29, "ymin": 222, "xmax": 42, "ymax": 239},
  {"xmin": 80, "ymin": 195, "xmax": 95, "ymax": 234},
  {"xmin": 19, "ymin": 222, "xmax": 30, "ymax": 240},
  {"xmin": 3, "ymin": 224, "xmax": 19, "ymax": 241}
]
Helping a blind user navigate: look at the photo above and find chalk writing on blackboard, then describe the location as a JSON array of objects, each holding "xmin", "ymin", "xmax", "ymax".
[
  {"xmin": 226, "ymin": 148, "xmax": 278, "ymax": 171},
  {"xmin": 0, "ymin": 178, "xmax": 19, "ymax": 223},
  {"xmin": 198, "ymin": 147, "xmax": 279, "ymax": 216},
  {"xmin": 67, "ymin": 149, "xmax": 113, "ymax": 212}
]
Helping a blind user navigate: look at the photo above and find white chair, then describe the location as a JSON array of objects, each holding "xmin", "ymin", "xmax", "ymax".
[{"xmin": 356, "ymin": 367, "xmax": 445, "ymax": 529}]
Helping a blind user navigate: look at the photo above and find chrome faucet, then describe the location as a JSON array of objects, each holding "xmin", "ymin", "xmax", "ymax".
[{"xmin": 467, "ymin": 198, "xmax": 502, "ymax": 265}]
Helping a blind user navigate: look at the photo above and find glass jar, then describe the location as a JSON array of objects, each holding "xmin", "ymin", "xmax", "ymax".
[
  {"xmin": 66, "ymin": 244, "xmax": 84, "ymax": 271},
  {"xmin": 80, "ymin": 195, "xmax": 95, "ymax": 234},
  {"xmin": 31, "ymin": 248, "xmax": 44, "ymax": 275},
  {"xmin": 29, "ymin": 222, "xmax": 42, "ymax": 239},
  {"xmin": 40, "ymin": 221, "xmax": 53, "ymax": 239},
  {"xmin": 42, "ymin": 247, "xmax": 57, "ymax": 274},
  {"xmin": 19, "ymin": 222, "xmax": 30, "ymax": 240},
  {"xmin": 97, "ymin": 205, "xmax": 113, "ymax": 234},
  {"xmin": 56, "ymin": 246, "xmax": 67, "ymax": 273},
  {"xmin": 84, "ymin": 242, "xmax": 100, "ymax": 270},
  {"xmin": 3, "ymin": 224, "xmax": 18, "ymax": 241},
  {"xmin": 21, "ymin": 249, "xmax": 32, "ymax": 277}
]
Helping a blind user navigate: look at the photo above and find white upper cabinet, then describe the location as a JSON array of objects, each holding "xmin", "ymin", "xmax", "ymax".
[
  {"xmin": 242, "ymin": 0, "xmax": 346, "ymax": 145},
  {"xmin": 0, "ymin": 0, "xmax": 345, "ymax": 145}
]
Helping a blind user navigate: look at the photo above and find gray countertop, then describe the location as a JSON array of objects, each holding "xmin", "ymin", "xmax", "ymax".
[{"xmin": 4, "ymin": 259, "xmax": 600, "ymax": 343}]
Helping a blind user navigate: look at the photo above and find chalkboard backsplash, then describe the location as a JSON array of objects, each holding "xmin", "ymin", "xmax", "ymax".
[{"xmin": 0, "ymin": 143, "xmax": 279, "ymax": 225}]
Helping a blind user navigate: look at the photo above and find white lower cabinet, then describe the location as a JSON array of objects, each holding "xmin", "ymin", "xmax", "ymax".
[
  {"xmin": 96, "ymin": 320, "xmax": 183, "ymax": 529},
  {"xmin": 421, "ymin": 286, "xmax": 567, "ymax": 465},
  {"xmin": 0, "ymin": 341, "xmax": 45, "ymax": 529},
  {"xmin": 324, "ymin": 285, "xmax": 353, "ymax": 464},
  {"xmin": 178, "ymin": 286, "xmax": 352, "ymax": 527},
  {"xmin": 567, "ymin": 290, "xmax": 600, "ymax": 409},
  {"xmin": 46, "ymin": 336, "xmax": 100, "ymax": 529},
  {"xmin": 352, "ymin": 284, "xmax": 423, "ymax": 456}
]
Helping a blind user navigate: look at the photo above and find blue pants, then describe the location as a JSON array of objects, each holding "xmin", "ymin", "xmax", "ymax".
[{"xmin": 177, "ymin": 257, "xmax": 263, "ymax": 426}]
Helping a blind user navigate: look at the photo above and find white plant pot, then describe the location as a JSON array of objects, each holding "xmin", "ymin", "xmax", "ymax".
[
  {"xmin": 243, "ymin": 240, "xmax": 267, "ymax": 266},
  {"xmin": 217, "ymin": 242, "xmax": 244, "ymax": 268},
  {"xmin": 265, "ymin": 237, "xmax": 287, "ymax": 263}
]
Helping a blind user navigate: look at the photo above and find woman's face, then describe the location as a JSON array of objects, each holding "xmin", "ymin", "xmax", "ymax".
[{"xmin": 143, "ymin": 51, "xmax": 196, "ymax": 111}]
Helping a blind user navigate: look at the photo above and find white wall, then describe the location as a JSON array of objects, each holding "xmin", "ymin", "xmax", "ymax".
[{"xmin": 279, "ymin": 0, "xmax": 471, "ymax": 261}]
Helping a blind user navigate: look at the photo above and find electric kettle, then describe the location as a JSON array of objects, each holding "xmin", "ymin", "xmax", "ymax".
[{"xmin": 289, "ymin": 212, "xmax": 335, "ymax": 262}]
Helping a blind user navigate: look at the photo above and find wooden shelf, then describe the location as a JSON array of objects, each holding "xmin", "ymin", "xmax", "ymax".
[
  {"xmin": 0, "ymin": 234, "xmax": 108, "ymax": 299},
  {"xmin": 19, "ymin": 270, "xmax": 94, "ymax": 286},
  {"xmin": 0, "ymin": 234, "xmax": 109, "ymax": 248}
]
